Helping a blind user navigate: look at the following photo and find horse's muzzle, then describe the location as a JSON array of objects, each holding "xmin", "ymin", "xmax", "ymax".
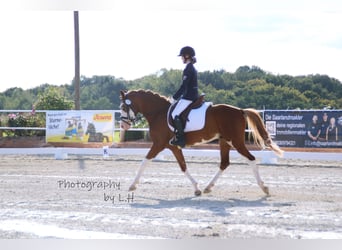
[{"xmin": 120, "ymin": 120, "xmax": 131, "ymax": 130}]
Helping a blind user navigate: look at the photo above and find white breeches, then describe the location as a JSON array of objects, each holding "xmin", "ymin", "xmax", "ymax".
[{"xmin": 171, "ymin": 99, "xmax": 192, "ymax": 119}]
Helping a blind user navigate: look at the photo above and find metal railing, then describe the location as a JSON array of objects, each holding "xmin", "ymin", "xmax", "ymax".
[
  {"xmin": 0, "ymin": 110, "xmax": 136, "ymax": 133},
  {"xmin": 0, "ymin": 109, "xmax": 257, "ymax": 133},
  {"xmin": 0, "ymin": 110, "xmax": 46, "ymax": 131}
]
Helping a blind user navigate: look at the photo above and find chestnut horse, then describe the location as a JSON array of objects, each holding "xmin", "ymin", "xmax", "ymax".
[{"xmin": 120, "ymin": 90, "xmax": 283, "ymax": 196}]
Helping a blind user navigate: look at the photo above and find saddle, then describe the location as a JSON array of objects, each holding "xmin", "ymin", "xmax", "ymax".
[{"xmin": 168, "ymin": 94, "xmax": 205, "ymax": 128}]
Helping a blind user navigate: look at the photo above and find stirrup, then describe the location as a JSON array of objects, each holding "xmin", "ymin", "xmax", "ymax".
[{"xmin": 170, "ymin": 136, "xmax": 186, "ymax": 148}]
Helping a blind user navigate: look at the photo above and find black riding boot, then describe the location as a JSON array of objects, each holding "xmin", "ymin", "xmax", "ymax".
[{"xmin": 170, "ymin": 115, "xmax": 186, "ymax": 148}]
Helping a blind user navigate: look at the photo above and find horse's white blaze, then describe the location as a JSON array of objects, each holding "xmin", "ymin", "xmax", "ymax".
[
  {"xmin": 128, "ymin": 109, "xmax": 135, "ymax": 119},
  {"xmin": 120, "ymin": 110, "xmax": 128, "ymax": 119},
  {"xmin": 120, "ymin": 109, "xmax": 136, "ymax": 130}
]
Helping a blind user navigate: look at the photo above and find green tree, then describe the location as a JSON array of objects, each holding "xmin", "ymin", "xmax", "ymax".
[
  {"xmin": 77, "ymin": 75, "xmax": 126, "ymax": 109},
  {"xmin": 1, "ymin": 66, "xmax": 342, "ymax": 111},
  {"xmin": 34, "ymin": 87, "xmax": 74, "ymax": 110},
  {"xmin": 1, "ymin": 87, "xmax": 35, "ymax": 109}
]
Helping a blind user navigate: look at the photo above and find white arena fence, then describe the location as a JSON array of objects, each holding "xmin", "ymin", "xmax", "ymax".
[
  {"xmin": 0, "ymin": 147, "xmax": 341, "ymax": 163},
  {"xmin": 0, "ymin": 110, "xmax": 341, "ymax": 163}
]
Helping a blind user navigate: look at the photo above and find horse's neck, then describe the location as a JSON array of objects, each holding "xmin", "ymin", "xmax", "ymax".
[{"xmin": 138, "ymin": 96, "xmax": 170, "ymax": 118}]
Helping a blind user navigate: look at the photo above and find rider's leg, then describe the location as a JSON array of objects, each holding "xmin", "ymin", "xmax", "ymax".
[
  {"xmin": 170, "ymin": 99, "xmax": 192, "ymax": 148},
  {"xmin": 171, "ymin": 99, "xmax": 192, "ymax": 119},
  {"xmin": 170, "ymin": 115, "xmax": 186, "ymax": 148}
]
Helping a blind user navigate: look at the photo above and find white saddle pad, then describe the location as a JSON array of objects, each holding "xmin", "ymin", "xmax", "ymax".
[{"xmin": 167, "ymin": 102, "xmax": 212, "ymax": 132}]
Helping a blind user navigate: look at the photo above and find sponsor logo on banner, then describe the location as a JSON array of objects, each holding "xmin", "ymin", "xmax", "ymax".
[
  {"xmin": 46, "ymin": 111, "xmax": 114, "ymax": 143},
  {"xmin": 264, "ymin": 110, "xmax": 342, "ymax": 148}
]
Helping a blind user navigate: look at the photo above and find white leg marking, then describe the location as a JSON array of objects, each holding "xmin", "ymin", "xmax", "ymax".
[
  {"xmin": 204, "ymin": 169, "xmax": 223, "ymax": 193},
  {"xmin": 251, "ymin": 161, "xmax": 269, "ymax": 195},
  {"xmin": 184, "ymin": 170, "xmax": 201, "ymax": 196},
  {"xmin": 129, "ymin": 158, "xmax": 150, "ymax": 191}
]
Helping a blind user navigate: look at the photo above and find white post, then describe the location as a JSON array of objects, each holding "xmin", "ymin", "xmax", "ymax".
[
  {"xmin": 261, "ymin": 151, "xmax": 278, "ymax": 164},
  {"xmin": 55, "ymin": 148, "xmax": 68, "ymax": 160}
]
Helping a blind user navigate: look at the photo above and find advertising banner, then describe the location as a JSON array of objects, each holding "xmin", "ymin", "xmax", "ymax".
[
  {"xmin": 46, "ymin": 111, "xmax": 114, "ymax": 143},
  {"xmin": 264, "ymin": 110, "xmax": 342, "ymax": 148}
]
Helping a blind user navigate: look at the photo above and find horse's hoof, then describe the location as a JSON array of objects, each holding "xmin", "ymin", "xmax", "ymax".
[
  {"xmin": 203, "ymin": 188, "xmax": 211, "ymax": 194},
  {"xmin": 194, "ymin": 190, "xmax": 202, "ymax": 196},
  {"xmin": 129, "ymin": 185, "xmax": 137, "ymax": 191},
  {"xmin": 262, "ymin": 186, "xmax": 270, "ymax": 195}
]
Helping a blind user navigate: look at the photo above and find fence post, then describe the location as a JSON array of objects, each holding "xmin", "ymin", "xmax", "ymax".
[
  {"xmin": 260, "ymin": 151, "xmax": 278, "ymax": 164},
  {"xmin": 55, "ymin": 148, "xmax": 68, "ymax": 160}
]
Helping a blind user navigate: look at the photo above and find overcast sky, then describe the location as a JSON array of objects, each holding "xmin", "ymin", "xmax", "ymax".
[{"xmin": 1, "ymin": 0, "xmax": 342, "ymax": 92}]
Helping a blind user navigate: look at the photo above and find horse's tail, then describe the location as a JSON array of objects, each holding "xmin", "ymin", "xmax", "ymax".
[{"xmin": 243, "ymin": 108, "xmax": 284, "ymax": 157}]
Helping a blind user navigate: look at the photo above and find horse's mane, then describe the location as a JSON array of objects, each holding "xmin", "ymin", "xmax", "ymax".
[{"xmin": 128, "ymin": 89, "xmax": 170, "ymax": 105}]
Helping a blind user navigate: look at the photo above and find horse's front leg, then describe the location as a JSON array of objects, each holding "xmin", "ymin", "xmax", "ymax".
[
  {"xmin": 204, "ymin": 138, "xmax": 231, "ymax": 193},
  {"xmin": 129, "ymin": 143, "xmax": 164, "ymax": 191},
  {"xmin": 129, "ymin": 158, "xmax": 150, "ymax": 191},
  {"xmin": 184, "ymin": 170, "xmax": 202, "ymax": 196},
  {"xmin": 204, "ymin": 169, "xmax": 224, "ymax": 193},
  {"xmin": 171, "ymin": 147, "xmax": 201, "ymax": 196}
]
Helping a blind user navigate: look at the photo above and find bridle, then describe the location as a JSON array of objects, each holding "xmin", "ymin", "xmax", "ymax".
[{"xmin": 120, "ymin": 97, "xmax": 137, "ymax": 126}]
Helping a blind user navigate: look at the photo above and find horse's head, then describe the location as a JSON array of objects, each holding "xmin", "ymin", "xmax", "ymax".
[
  {"xmin": 120, "ymin": 90, "xmax": 138, "ymax": 130},
  {"xmin": 86, "ymin": 122, "xmax": 96, "ymax": 134}
]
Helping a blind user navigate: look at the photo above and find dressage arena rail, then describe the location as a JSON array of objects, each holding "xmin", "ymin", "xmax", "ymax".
[
  {"xmin": 1, "ymin": 109, "xmax": 341, "ymax": 162},
  {"xmin": 0, "ymin": 109, "xmax": 258, "ymax": 133},
  {"xmin": 0, "ymin": 147, "xmax": 341, "ymax": 163}
]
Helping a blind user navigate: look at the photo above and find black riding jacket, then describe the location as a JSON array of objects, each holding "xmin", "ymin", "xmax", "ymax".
[{"xmin": 173, "ymin": 63, "xmax": 199, "ymax": 101}]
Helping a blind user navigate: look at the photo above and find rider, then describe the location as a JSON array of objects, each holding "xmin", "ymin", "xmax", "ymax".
[{"xmin": 170, "ymin": 46, "xmax": 199, "ymax": 148}]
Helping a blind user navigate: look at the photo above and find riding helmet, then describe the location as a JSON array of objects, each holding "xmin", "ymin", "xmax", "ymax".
[{"xmin": 178, "ymin": 46, "xmax": 195, "ymax": 57}]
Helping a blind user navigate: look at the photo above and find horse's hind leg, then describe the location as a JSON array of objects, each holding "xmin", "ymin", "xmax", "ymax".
[
  {"xmin": 171, "ymin": 146, "xmax": 201, "ymax": 196},
  {"xmin": 235, "ymin": 144, "xmax": 269, "ymax": 195},
  {"xmin": 204, "ymin": 138, "xmax": 231, "ymax": 193},
  {"xmin": 251, "ymin": 161, "xmax": 269, "ymax": 195}
]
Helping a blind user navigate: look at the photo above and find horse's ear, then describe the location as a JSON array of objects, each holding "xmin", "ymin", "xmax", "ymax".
[{"xmin": 120, "ymin": 90, "xmax": 126, "ymax": 100}]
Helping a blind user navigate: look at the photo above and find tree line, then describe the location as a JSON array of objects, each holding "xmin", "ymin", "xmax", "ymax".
[{"xmin": 1, "ymin": 66, "xmax": 342, "ymax": 111}]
